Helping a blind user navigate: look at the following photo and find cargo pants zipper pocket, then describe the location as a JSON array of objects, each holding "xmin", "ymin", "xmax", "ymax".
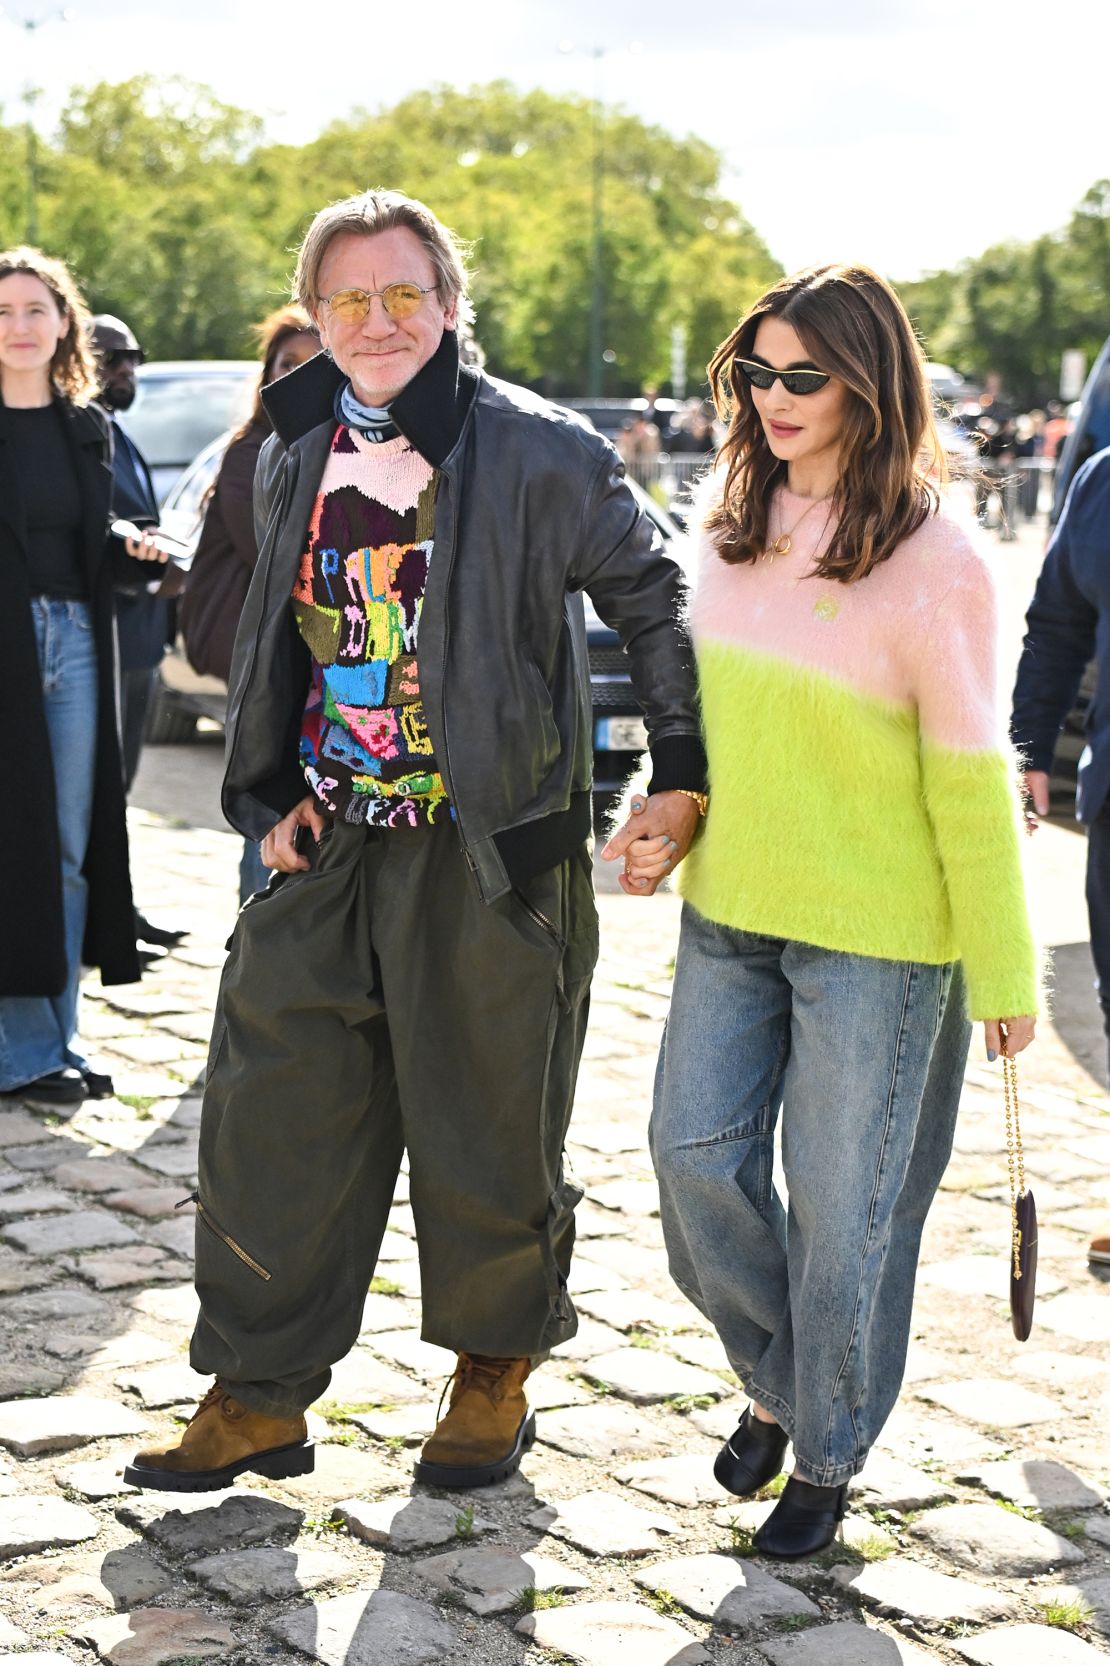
[
  {"xmin": 179, "ymin": 1191, "xmax": 271, "ymax": 1281},
  {"xmin": 514, "ymin": 890, "xmax": 564, "ymax": 949}
]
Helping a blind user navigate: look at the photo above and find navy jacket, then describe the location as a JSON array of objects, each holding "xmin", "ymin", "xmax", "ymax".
[
  {"xmin": 1012, "ymin": 448, "xmax": 1110, "ymax": 822},
  {"xmin": 109, "ymin": 416, "xmax": 170, "ymax": 672}
]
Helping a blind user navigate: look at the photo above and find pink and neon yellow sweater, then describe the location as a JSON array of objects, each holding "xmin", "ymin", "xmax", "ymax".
[{"xmin": 680, "ymin": 486, "xmax": 1039, "ymax": 1020}]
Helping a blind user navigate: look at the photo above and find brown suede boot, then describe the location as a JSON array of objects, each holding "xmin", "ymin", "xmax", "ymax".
[
  {"xmin": 123, "ymin": 1381, "xmax": 314, "ymax": 1492},
  {"xmin": 414, "ymin": 1354, "xmax": 534, "ymax": 1489}
]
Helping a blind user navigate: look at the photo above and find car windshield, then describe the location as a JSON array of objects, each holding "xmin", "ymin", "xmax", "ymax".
[{"xmin": 120, "ymin": 373, "xmax": 254, "ymax": 468}]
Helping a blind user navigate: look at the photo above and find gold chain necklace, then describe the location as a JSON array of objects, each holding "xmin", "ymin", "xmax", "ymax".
[{"xmin": 763, "ymin": 495, "xmax": 831, "ymax": 562}]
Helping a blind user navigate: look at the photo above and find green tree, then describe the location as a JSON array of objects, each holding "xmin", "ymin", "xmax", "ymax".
[
  {"xmin": 3, "ymin": 77, "xmax": 779, "ymax": 387},
  {"xmin": 898, "ymin": 180, "xmax": 1110, "ymax": 407}
]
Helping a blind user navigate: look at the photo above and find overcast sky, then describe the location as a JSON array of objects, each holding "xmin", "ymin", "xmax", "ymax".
[{"xmin": 1, "ymin": 0, "xmax": 1105, "ymax": 279}]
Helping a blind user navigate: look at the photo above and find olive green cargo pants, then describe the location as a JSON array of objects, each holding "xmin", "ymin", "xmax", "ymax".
[{"xmin": 189, "ymin": 819, "xmax": 598, "ymax": 1416}]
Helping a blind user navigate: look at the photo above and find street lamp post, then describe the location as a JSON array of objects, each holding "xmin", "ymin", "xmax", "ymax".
[
  {"xmin": 587, "ymin": 46, "xmax": 604, "ymax": 399},
  {"xmin": 0, "ymin": 8, "xmax": 73, "ymax": 244},
  {"xmin": 560, "ymin": 40, "xmax": 613, "ymax": 398}
]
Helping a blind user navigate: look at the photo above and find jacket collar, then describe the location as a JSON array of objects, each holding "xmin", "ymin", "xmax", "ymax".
[
  {"xmin": 262, "ymin": 328, "xmax": 479, "ymax": 468},
  {"xmin": 61, "ymin": 397, "xmax": 112, "ymax": 448}
]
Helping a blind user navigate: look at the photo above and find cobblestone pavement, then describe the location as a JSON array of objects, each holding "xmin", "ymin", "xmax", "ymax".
[{"xmin": 2, "ymin": 765, "xmax": 1109, "ymax": 1666}]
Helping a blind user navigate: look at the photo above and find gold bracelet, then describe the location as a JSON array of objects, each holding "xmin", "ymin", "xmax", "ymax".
[{"xmin": 674, "ymin": 789, "xmax": 709, "ymax": 817}]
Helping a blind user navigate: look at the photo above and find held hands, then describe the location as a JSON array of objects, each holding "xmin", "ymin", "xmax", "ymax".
[
  {"xmin": 261, "ymin": 795, "xmax": 327, "ymax": 873},
  {"xmin": 600, "ymin": 790, "xmax": 701, "ymax": 897},
  {"xmin": 984, "ymin": 1016, "xmax": 1036, "ymax": 1061}
]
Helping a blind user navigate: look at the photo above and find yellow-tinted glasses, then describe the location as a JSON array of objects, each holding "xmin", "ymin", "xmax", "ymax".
[
  {"xmin": 319, "ymin": 282, "xmax": 435, "ymax": 322},
  {"xmin": 732, "ymin": 357, "xmax": 831, "ymax": 396}
]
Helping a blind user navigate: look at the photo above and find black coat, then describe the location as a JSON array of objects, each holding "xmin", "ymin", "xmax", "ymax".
[{"xmin": 0, "ymin": 398, "xmax": 141, "ymax": 996}]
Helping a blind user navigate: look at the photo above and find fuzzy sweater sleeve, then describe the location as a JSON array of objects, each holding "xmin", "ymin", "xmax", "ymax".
[{"xmin": 914, "ymin": 553, "xmax": 1040, "ymax": 1020}]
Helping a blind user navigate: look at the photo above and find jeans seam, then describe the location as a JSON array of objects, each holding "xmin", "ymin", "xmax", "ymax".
[{"xmin": 821, "ymin": 960, "xmax": 917, "ymax": 1474}]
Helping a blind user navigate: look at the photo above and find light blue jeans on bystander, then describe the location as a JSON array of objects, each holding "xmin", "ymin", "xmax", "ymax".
[
  {"xmin": 238, "ymin": 837, "xmax": 270, "ymax": 907},
  {"xmin": 0, "ymin": 599, "xmax": 99, "ymax": 1090},
  {"xmin": 650, "ymin": 902, "xmax": 971, "ymax": 1487}
]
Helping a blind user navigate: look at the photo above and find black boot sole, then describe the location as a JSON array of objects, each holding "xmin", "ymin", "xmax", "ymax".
[
  {"xmin": 4, "ymin": 1077, "xmax": 87, "ymax": 1106},
  {"xmin": 122, "ymin": 1438, "xmax": 315, "ymax": 1493},
  {"xmin": 413, "ymin": 1411, "xmax": 536, "ymax": 1490},
  {"xmin": 137, "ymin": 925, "xmax": 189, "ymax": 948}
]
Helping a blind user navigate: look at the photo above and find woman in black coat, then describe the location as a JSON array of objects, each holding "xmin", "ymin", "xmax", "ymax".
[{"xmin": 0, "ymin": 247, "xmax": 160, "ymax": 1105}]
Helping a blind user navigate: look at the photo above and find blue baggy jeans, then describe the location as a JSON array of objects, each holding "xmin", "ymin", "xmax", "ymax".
[
  {"xmin": 0, "ymin": 599, "xmax": 99, "ymax": 1090},
  {"xmin": 650, "ymin": 904, "xmax": 971, "ymax": 1487}
]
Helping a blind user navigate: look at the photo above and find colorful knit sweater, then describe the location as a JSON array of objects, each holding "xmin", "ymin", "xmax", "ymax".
[
  {"xmin": 680, "ymin": 485, "xmax": 1039, "ymax": 1020},
  {"xmin": 292, "ymin": 426, "xmax": 449, "ymax": 827}
]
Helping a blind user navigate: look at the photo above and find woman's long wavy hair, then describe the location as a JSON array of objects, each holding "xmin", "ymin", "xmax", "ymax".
[
  {"xmin": 0, "ymin": 245, "xmax": 99, "ymax": 405},
  {"xmin": 229, "ymin": 303, "xmax": 319, "ymax": 445},
  {"xmin": 705, "ymin": 264, "xmax": 946, "ymax": 582}
]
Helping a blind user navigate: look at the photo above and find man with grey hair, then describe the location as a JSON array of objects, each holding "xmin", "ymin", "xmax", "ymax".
[{"xmin": 126, "ymin": 189, "xmax": 707, "ymax": 1494}]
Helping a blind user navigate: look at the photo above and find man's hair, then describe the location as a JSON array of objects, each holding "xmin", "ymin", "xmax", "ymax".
[
  {"xmin": 0, "ymin": 244, "xmax": 98, "ymax": 405},
  {"xmin": 293, "ymin": 189, "xmax": 474, "ymax": 326}
]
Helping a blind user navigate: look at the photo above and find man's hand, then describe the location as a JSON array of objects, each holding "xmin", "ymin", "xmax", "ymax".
[
  {"xmin": 261, "ymin": 796, "xmax": 327, "ymax": 873},
  {"xmin": 124, "ymin": 527, "xmax": 170, "ymax": 564},
  {"xmin": 600, "ymin": 790, "xmax": 701, "ymax": 897},
  {"xmin": 1021, "ymin": 769, "xmax": 1050, "ymax": 832}
]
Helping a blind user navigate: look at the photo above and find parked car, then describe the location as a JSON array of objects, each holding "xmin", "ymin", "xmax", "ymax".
[
  {"xmin": 147, "ymin": 435, "xmax": 692, "ymax": 819},
  {"xmin": 560, "ymin": 396, "xmax": 682, "ymax": 441},
  {"xmin": 118, "ymin": 360, "xmax": 256, "ymax": 503},
  {"xmin": 925, "ymin": 362, "xmax": 969, "ymax": 405}
]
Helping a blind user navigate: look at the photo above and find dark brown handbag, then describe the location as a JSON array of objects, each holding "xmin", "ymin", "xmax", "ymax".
[{"xmin": 1003, "ymin": 1046, "xmax": 1037, "ymax": 1340}]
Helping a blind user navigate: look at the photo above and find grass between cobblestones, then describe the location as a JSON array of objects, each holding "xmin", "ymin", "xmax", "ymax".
[
  {"xmin": 514, "ymin": 1586, "xmax": 567, "ymax": 1612},
  {"xmin": 646, "ymin": 1588, "xmax": 684, "ymax": 1618},
  {"xmin": 1038, "ymin": 1597, "xmax": 1097, "ymax": 1629},
  {"xmin": 368, "ymin": 1275, "xmax": 402, "ymax": 1295}
]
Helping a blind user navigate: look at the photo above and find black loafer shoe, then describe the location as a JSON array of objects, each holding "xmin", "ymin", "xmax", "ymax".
[
  {"xmin": 135, "ymin": 912, "xmax": 189, "ymax": 949},
  {"xmin": 752, "ymin": 1476, "xmax": 848, "ymax": 1559},
  {"xmin": 81, "ymin": 1067, "xmax": 115, "ymax": 1100},
  {"xmin": 6, "ymin": 1068, "xmax": 88, "ymax": 1106},
  {"xmin": 713, "ymin": 1407, "xmax": 789, "ymax": 1497}
]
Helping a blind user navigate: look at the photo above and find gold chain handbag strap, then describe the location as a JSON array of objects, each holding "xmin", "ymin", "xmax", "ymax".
[{"xmin": 1002, "ymin": 1044, "xmax": 1027, "ymax": 1281}]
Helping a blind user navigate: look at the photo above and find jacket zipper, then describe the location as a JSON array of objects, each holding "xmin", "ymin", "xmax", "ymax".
[{"xmin": 178, "ymin": 1192, "xmax": 271, "ymax": 1281}]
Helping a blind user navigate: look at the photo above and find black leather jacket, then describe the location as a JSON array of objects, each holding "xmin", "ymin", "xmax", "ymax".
[{"xmin": 222, "ymin": 333, "xmax": 706, "ymax": 901}]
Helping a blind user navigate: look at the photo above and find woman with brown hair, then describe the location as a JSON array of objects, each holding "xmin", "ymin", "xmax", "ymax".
[
  {"xmin": 637, "ymin": 265, "xmax": 1039, "ymax": 1556},
  {"xmin": 0, "ymin": 247, "xmax": 162, "ymax": 1103},
  {"xmin": 180, "ymin": 304, "xmax": 319, "ymax": 901}
]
